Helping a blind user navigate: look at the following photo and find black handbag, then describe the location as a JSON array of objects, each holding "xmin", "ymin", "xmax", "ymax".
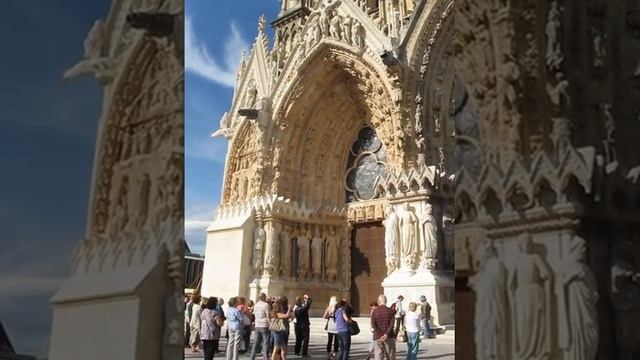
[{"xmin": 348, "ymin": 320, "xmax": 360, "ymax": 335}]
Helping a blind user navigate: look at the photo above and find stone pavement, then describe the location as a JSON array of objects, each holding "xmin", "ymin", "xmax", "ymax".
[{"xmin": 185, "ymin": 317, "xmax": 454, "ymax": 360}]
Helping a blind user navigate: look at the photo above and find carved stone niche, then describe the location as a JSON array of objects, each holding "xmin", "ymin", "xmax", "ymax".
[{"xmin": 347, "ymin": 198, "xmax": 387, "ymax": 224}]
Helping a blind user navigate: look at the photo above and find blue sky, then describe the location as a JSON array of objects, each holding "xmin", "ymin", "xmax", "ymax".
[
  {"xmin": 185, "ymin": 0, "xmax": 280, "ymax": 255},
  {"xmin": 0, "ymin": 1, "xmax": 110, "ymax": 358}
]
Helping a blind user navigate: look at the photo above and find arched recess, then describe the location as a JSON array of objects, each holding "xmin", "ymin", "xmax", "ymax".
[
  {"xmin": 87, "ymin": 35, "xmax": 182, "ymax": 240},
  {"xmin": 222, "ymin": 120, "xmax": 262, "ymax": 204},
  {"xmin": 268, "ymin": 43, "xmax": 400, "ymax": 208},
  {"xmin": 406, "ymin": 0, "xmax": 455, "ymax": 169}
]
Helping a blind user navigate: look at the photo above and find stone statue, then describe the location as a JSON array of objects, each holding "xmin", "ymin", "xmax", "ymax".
[
  {"xmin": 263, "ymin": 222, "xmax": 278, "ymax": 275},
  {"xmin": 329, "ymin": 10, "xmax": 342, "ymax": 40},
  {"xmin": 592, "ymin": 29, "xmax": 606, "ymax": 67},
  {"xmin": 84, "ymin": 20, "xmax": 105, "ymax": 59},
  {"xmin": 399, "ymin": 203, "xmax": 419, "ymax": 268},
  {"xmin": 546, "ymin": 72, "xmax": 570, "ymax": 109},
  {"xmin": 383, "ymin": 206, "xmax": 400, "ymax": 274},
  {"xmin": 63, "ymin": 19, "xmax": 115, "ymax": 83},
  {"xmin": 419, "ymin": 203, "xmax": 438, "ymax": 269},
  {"xmin": 342, "ymin": 15, "xmax": 353, "ymax": 44},
  {"xmin": 325, "ymin": 227, "xmax": 339, "ymax": 280},
  {"xmin": 468, "ymin": 242, "xmax": 508, "ymax": 360},
  {"xmin": 280, "ymin": 224, "xmax": 291, "ymax": 276},
  {"xmin": 297, "ymin": 226, "xmax": 310, "ymax": 278},
  {"xmin": 252, "ymin": 220, "xmax": 266, "ymax": 275},
  {"xmin": 545, "ymin": 1, "xmax": 563, "ymax": 70},
  {"xmin": 311, "ymin": 227, "xmax": 324, "ymax": 278},
  {"xmin": 353, "ymin": 21, "xmax": 365, "ymax": 49},
  {"xmin": 509, "ymin": 233, "xmax": 551, "ymax": 359},
  {"xmin": 556, "ymin": 235, "xmax": 598, "ymax": 360}
]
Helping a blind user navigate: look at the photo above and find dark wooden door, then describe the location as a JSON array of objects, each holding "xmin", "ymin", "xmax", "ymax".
[{"xmin": 350, "ymin": 222, "xmax": 386, "ymax": 315}]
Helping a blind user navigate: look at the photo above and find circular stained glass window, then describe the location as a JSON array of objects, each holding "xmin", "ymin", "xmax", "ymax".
[{"xmin": 345, "ymin": 127, "xmax": 388, "ymax": 202}]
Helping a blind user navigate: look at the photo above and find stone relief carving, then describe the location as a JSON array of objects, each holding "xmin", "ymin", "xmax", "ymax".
[
  {"xmin": 252, "ymin": 220, "xmax": 266, "ymax": 275},
  {"xmin": 509, "ymin": 234, "xmax": 552, "ymax": 359}
]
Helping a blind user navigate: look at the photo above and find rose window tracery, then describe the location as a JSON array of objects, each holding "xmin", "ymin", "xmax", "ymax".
[{"xmin": 345, "ymin": 126, "xmax": 388, "ymax": 202}]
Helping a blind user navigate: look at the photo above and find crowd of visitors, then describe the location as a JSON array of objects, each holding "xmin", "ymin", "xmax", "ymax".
[{"xmin": 184, "ymin": 292, "xmax": 433, "ymax": 360}]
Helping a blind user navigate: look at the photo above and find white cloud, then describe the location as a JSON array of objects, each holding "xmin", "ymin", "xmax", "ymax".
[
  {"xmin": 185, "ymin": 202, "xmax": 218, "ymax": 255},
  {"xmin": 186, "ymin": 135, "xmax": 228, "ymax": 164},
  {"xmin": 185, "ymin": 17, "xmax": 249, "ymax": 88}
]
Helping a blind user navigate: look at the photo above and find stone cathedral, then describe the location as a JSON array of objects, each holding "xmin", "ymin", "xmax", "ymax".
[{"xmin": 201, "ymin": 0, "xmax": 456, "ymax": 325}]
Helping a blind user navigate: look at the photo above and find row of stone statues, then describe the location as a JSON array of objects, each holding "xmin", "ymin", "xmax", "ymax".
[
  {"xmin": 252, "ymin": 220, "xmax": 344, "ymax": 281},
  {"xmin": 383, "ymin": 202, "xmax": 438, "ymax": 274},
  {"xmin": 469, "ymin": 234, "xmax": 599, "ymax": 360},
  {"xmin": 302, "ymin": 1, "xmax": 366, "ymax": 55}
]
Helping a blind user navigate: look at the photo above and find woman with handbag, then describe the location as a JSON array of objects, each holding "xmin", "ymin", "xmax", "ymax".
[
  {"xmin": 200, "ymin": 298, "xmax": 222, "ymax": 360},
  {"xmin": 335, "ymin": 299, "xmax": 356, "ymax": 360},
  {"xmin": 323, "ymin": 296, "xmax": 339, "ymax": 359},
  {"xmin": 270, "ymin": 297, "xmax": 293, "ymax": 360}
]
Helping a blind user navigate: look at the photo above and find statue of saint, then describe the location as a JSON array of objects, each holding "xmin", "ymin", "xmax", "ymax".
[
  {"xmin": 280, "ymin": 224, "xmax": 291, "ymax": 276},
  {"xmin": 311, "ymin": 227, "xmax": 324, "ymax": 278},
  {"xmin": 420, "ymin": 204, "xmax": 438, "ymax": 267},
  {"xmin": 252, "ymin": 220, "xmax": 266, "ymax": 275},
  {"xmin": 383, "ymin": 206, "xmax": 400, "ymax": 274},
  {"xmin": 557, "ymin": 235, "xmax": 598, "ymax": 360},
  {"xmin": 509, "ymin": 233, "xmax": 551, "ymax": 359},
  {"xmin": 263, "ymin": 222, "xmax": 279, "ymax": 275},
  {"xmin": 399, "ymin": 203, "xmax": 418, "ymax": 268},
  {"xmin": 325, "ymin": 227, "xmax": 339, "ymax": 280},
  {"xmin": 297, "ymin": 226, "xmax": 310, "ymax": 278},
  {"xmin": 468, "ymin": 242, "xmax": 508, "ymax": 360}
]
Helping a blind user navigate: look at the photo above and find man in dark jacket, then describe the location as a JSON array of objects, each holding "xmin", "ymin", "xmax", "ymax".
[{"xmin": 294, "ymin": 294, "xmax": 312, "ymax": 356}]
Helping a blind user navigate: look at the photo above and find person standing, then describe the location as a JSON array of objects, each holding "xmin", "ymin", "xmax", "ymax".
[
  {"xmin": 335, "ymin": 299, "xmax": 354, "ymax": 360},
  {"xmin": 226, "ymin": 297, "xmax": 244, "ymax": 360},
  {"xmin": 323, "ymin": 296, "xmax": 339, "ymax": 359},
  {"xmin": 372, "ymin": 294, "xmax": 397, "ymax": 360},
  {"xmin": 404, "ymin": 302, "xmax": 422, "ymax": 360},
  {"xmin": 201, "ymin": 298, "xmax": 222, "ymax": 360},
  {"xmin": 270, "ymin": 297, "xmax": 294, "ymax": 360},
  {"xmin": 294, "ymin": 294, "xmax": 313, "ymax": 356},
  {"xmin": 250, "ymin": 293, "xmax": 271, "ymax": 360},
  {"xmin": 366, "ymin": 301, "xmax": 378, "ymax": 360},
  {"xmin": 419, "ymin": 296, "xmax": 431, "ymax": 339},
  {"xmin": 190, "ymin": 294, "xmax": 203, "ymax": 352},
  {"xmin": 185, "ymin": 295, "xmax": 193, "ymax": 348},
  {"xmin": 392, "ymin": 295, "xmax": 405, "ymax": 338}
]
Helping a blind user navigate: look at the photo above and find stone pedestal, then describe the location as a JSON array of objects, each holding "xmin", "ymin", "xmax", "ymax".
[
  {"xmin": 381, "ymin": 269, "xmax": 454, "ymax": 327},
  {"xmin": 49, "ymin": 251, "xmax": 173, "ymax": 360},
  {"xmin": 201, "ymin": 213, "xmax": 255, "ymax": 301}
]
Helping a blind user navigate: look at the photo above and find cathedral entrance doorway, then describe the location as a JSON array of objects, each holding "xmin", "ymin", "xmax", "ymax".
[{"xmin": 350, "ymin": 221, "xmax": 386, "ymax": 315}]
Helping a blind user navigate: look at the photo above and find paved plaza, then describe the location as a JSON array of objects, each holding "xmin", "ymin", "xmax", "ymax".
[{"xmin": 185, "ymin": 318, "xmax": 454, "ymax": 360}]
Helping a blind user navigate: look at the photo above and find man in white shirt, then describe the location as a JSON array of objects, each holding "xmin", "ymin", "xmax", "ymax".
[{"xmin": 250, "ymin": 293, "xmax": 271, "ymax": 360}]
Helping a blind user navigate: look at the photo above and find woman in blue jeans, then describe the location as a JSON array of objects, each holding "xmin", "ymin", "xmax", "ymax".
[
  {"xmin": 334, "ymin": 300, "xmax": 354, "ymax": 360},
  {"xmin": 403, "ymin": 302, "xmax": 422, "ymax": 360}
]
